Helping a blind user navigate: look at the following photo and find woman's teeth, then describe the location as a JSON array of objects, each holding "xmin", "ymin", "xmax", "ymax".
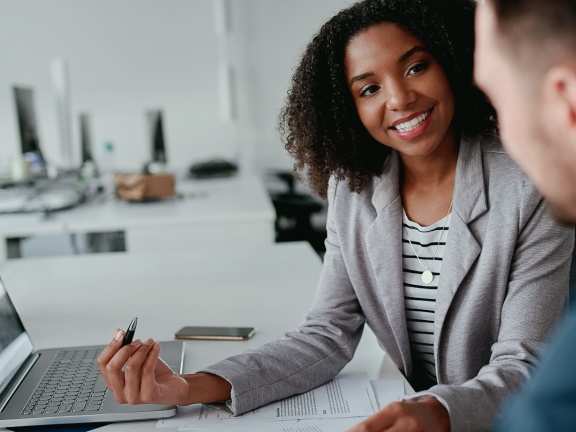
[{"xmin": 395, "ymin": 110, "xmax": 431, "ymax": 132}]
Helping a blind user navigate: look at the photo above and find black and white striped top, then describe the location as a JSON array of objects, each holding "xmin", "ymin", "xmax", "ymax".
[{"xmin": 402, "ymin": 209, "xmax": 451, "ymax": 388}]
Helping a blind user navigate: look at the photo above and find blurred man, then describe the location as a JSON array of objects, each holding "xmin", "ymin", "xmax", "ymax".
[{"xmin": 474, "ymin": 0, "xmax": 576, "ymax": 430}]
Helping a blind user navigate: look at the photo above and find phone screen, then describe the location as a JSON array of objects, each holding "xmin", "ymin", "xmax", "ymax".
[{"xmin": 174, "ymin": 326, "xmax": 256, "ymax": 340}]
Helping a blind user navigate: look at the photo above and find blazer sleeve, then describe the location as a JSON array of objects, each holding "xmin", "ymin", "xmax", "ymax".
[
  {"xmin": 200, "ymin": 178, "xmax": 366, "ymax": 415},
  {"xmin": 405, "ymin": 194, "xmax": 574, "ymax": 432}
]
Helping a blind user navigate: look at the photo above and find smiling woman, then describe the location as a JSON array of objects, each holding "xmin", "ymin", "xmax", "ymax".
[
  {"xmin": 96, "ymin": 2, "xmax": 574, "ymax": 432},
  {"xmin": 273, "ymin": 0, "xmax": 571, "ymax": 429},
  {"xmin": 345, "ymin": 23, "xmax": 456, "ymax": 166},
  {"xmin": 279, "ymin": 0, "xmax": 496, "ymax": 200}
]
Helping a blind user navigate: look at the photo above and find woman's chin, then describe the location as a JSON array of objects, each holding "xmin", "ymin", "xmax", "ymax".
[{"xmin": 387, "ymin": 137, "xmax": 443, "ymax": 158}]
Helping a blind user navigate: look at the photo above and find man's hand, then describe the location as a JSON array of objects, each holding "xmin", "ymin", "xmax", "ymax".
[
  {"xmin": 97, "ymin": 329, "xmax": 190, "ymax": 406},
  {"xmin": 346, "ymin": 398, "xmax": 450, "ymax": 432}
]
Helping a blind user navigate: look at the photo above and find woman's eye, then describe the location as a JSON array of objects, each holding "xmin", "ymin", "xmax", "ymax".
[
  {"xmin": 360, "ymin": 85, "xmax": 379, "ymax": 97},
  {"xmin": 407, "ymin": 63, "xmax": 427, "ymax": 75}
]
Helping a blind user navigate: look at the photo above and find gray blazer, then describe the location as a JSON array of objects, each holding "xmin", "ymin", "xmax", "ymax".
[{"xmin": 203, "ymin": 135, "xmax": 574, "ymax": 432}]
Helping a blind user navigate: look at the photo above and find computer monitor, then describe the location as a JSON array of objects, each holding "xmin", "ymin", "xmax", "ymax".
[
  {"xmin": 147, "ymin": 110, "xmax": 167, "ymax": 164},
  {"xmin": 80, "ymin": 113, "xmax": 94, "ymax": 165},
  {"xmin": 13, "ymin": 87, "xmax": 45, "ymax": 166},
  {"xmin": 79, "ymin": 113, "xmax": 100, "ymax": 182}
]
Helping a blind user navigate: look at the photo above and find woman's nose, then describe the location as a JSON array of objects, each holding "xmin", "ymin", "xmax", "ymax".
[{"xmin": 383, "ymin": 78, "xmax": 416, "ymax": 111}]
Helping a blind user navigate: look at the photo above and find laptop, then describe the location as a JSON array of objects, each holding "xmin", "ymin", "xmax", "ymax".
[{"xmin": 0, "ymin": 278, "xmax": 184, "ymax": 428}]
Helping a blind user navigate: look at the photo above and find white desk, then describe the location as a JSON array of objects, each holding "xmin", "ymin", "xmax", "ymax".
[
  {"xmin": 0, "ymin": 173, "xmax": 276, "ymax": 260},
  {"xmin": 0, "ymin": 242, "xmax": 412, "ymax": 431}
]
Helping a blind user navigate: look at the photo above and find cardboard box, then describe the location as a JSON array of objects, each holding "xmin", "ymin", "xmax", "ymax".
[{"xmin": 115, "ymin": 173, "xmax": 175, "ymax": 201}]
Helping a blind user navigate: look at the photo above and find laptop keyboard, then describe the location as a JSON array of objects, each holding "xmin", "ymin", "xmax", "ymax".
[{"xmin": 21, "ymin": 348, "xmax": 108, "ymax": 416}]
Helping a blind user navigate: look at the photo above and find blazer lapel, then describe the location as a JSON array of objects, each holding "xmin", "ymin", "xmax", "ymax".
[
  {"xmin": 365, "ymin": 151, "xmax": 411, "ymax": 373},
  {"xmin": 434, "ymin": 137, "xmax": 487, "ymax": 367}
]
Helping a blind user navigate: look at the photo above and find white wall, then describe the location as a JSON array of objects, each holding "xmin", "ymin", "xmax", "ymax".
[
  {"xmin": 232, "ymin": 0, "xmax": 354, "ymax": 171},
  {"xmin": 0, "ymin": 0, "xmax": 353, "ymax": 173}
]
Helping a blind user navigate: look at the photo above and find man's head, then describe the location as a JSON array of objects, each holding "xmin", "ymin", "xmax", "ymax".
[{"xmin": 474, "ymin": 0, "xmax": 576, "ymax": 225}]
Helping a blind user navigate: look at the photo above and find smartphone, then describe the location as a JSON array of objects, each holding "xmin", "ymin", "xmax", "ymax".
[{"xmin": 174, "ymin": 326, "xmax": 256, "ymax": 341}]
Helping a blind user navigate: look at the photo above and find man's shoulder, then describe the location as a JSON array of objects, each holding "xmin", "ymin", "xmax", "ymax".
[{"xmin": 494, "ymin": 301, "xmax": 576, "ymax": 431}]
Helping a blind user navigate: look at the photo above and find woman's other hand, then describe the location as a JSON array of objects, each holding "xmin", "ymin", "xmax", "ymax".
[
  {"xmin": 346, "ymin": 398, "xmax": 450, "ymax": 432},
  {"xmin": 97, "ymin": 329, "xmax": 231, "ymax": 407}
]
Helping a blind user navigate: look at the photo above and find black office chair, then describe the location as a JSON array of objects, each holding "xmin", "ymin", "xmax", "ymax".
[{"xmin": 269, "ymin": 172, "xmax": 326, "ymax": 255}]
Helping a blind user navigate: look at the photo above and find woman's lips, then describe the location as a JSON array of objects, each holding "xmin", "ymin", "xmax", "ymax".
[
  {"xmin": 391, "ymin": 107, "xmax": 434, "ymax": 140},
  {"xmin": 391, "ymin": 109, "xmax": 431, "ymax": 128}
]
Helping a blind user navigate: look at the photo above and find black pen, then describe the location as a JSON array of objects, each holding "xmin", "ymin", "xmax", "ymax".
[{"xmin": 121, "ymin": 317, "xmax": 138, "ymax": 347}]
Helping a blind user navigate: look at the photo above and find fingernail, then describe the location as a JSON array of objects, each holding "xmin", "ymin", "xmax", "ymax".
[
  {"xmin": 153, "ymin": 342, "xmax": 160, "ymax": 350},
  {"xmin": 131, "ymin": 339, "xmax": 141, "ymax": 346},
  {"xmin": 115, "ymin": 330, "xmax": 124, "ymax": 341},
  {"xmin": 144, "ymin": 338, "xmax": 154, "ymax": 346}
]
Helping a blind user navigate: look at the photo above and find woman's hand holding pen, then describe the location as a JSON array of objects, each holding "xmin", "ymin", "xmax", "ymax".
[
  {"xmin": 97, "ymin": 329, "xmax": 232, "ymax": 407},
  {"xmin": 97, "ymin": 329, "xmax": 189, "ymax": 406}
]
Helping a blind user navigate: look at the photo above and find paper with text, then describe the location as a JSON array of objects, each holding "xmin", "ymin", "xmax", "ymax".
[
  {"xmin": 177, "ymin": 417, "xmax": 367, "ymax": 431},
  {"xmin": 157, "ymin": 373, "xmax": 377, "ymax": 429}
]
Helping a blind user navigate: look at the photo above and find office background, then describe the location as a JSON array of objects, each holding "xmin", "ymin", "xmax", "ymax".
[
  {"xmin": 0, "ymin": 0, "xmax": 573, "ymax": 277},
  {"xmin": 0, "ymin": 0, "xmax": 354, "ymax": 174},
  {"xmin": 0, "ymin": 5, "xmax": 417, "ymax": 428},
  {"xmin": 0, "ymin": 1, "xmax": 574, "ymax": 429}
]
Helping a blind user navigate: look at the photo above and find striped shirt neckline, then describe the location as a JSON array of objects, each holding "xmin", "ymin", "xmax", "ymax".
[{"xmin": 402, "ymin": 209, "xmax": 451, "ymax": 387}]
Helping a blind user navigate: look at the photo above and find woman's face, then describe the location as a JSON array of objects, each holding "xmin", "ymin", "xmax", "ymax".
[{"xmin": 345, "ymin": 22, "xmax": 456, "ymax": 157}]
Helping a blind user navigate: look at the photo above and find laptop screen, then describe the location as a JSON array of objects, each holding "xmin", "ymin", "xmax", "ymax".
[{"xmin": 0, "ymin": 279, "xmax": 33, "ymax": 398}]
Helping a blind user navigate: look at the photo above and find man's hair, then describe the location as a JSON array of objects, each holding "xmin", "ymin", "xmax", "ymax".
[{"xmin": 490, "ymin": 0, "xmax": 576, "ymax": 53}]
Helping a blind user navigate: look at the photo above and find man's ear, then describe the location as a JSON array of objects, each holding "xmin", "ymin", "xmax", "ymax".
[{"xmin": 544, "ymin": 64, "xmax": 576, "ymax": 143}]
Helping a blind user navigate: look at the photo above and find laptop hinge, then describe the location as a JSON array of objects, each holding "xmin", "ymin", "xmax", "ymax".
[{"xmin": 0, "ymin": 353, "xmax": 40, "ymax": 413}]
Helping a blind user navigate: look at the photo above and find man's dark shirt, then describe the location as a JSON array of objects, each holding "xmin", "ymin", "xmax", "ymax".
[{"xmin": 494, "ymin": 285, "xmax": 576, "ymax": 431}]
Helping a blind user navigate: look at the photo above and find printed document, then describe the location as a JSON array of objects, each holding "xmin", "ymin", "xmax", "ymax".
[
  {"xmin": 158, "ymin": 373, "xmax": 377, "ymax": 429},
  {"xmin": 177, "ymin": 417, "xmax": 366, "ymax": 431}
]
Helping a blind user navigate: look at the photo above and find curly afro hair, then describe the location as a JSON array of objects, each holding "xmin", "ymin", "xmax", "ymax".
[{"xmin": 279, "ymin": 0, "xmax": 497, "ymax": 199}]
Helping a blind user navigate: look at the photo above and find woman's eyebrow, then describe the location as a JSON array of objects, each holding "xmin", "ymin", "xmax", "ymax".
[
  {"xmin": 349, "ymin": 45, "xmax": 428, "ymax": 85},
  {"xmin": 349, "ymin": 46, "xmax": 427, "ymax": 85},
  {"xmin": 398, "ymin": 46, "xmax": 426, "ymax": 63},
  {"xmin": 349, "ymin": 72, "xmax": 375, "ymax": 85}
]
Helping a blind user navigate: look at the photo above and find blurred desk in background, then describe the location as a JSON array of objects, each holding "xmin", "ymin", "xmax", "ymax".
[
  {"xmin": 0, "ymin": 241, "xmax": 412, "ymax": 431},
  {"xmin": 0, "ymin": 173, "xmax": 275, "ymax": 261}
]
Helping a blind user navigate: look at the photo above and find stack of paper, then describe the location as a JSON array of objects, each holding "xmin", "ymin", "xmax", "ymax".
[{"xmin": 157, "ymin": 373, "xmax": 404, "ymax": 432}]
